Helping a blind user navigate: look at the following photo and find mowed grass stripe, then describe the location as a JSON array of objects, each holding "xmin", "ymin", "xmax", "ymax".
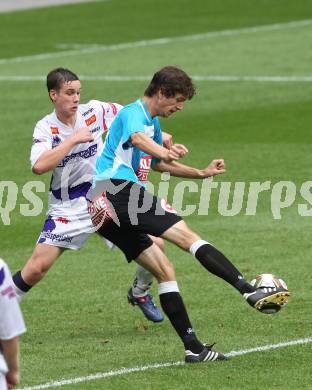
[
  {"xmin": 1, "ymin": 75, "xmax": 312, "ymax": 82},
  {"xmin": 0, "ymin": 18, "xmax": 311, "ymax": 65},
  {"xmin": 17, "ymin": 337, "xmax": 312, "ymax": 390}
]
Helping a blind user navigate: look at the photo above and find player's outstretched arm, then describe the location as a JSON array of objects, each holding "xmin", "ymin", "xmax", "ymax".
[
  {"xmin": 153, "ymin": 159, "xmax": 226, "ymax": 179},
  {"xmin": 33, "ymin": 127, "xmax": 94, "ymax": 175},
  {"xmin": 131, "ymin": 132, "xmax": 187, "ymax": 162}
]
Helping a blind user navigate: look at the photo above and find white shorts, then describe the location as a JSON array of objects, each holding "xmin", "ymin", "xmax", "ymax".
[
  {"xmin": 0, "ymin": 374, "xmax": 7, "ymax": 390},
  {"xmin": 37, "ymin": 213, "xmax": 115, "ymax": 250},
  {"xmin": 37, "ymin": 212, "xmax": 94, "ymax": 250}
]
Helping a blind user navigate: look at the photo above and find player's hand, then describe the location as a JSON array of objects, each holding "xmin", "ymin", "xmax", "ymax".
[
  {"xmin": 6, "ymin": 370, "xmax": 20, "ymax": 389},
  {"xmin": 172, "ymin": 144, "xmax": 188, "ymax": 157},
  {"xmin": 162, "ymin": 131, "xmax": 173, "ymax": 149},
  {"xmin": 71, "ymin": 127, "xmax": 94, "ymax": 145},
  {"xmin": 201, "ymin": 159, "xmax": 225, "ymax": 177},
  {"xmin": 166, "ymin": 144, "xmax": 188, "ymax": 161}
]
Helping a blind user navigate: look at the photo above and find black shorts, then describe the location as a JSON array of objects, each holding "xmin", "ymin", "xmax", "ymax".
[{"xmin": 89, "ymin": 179, "xmax": 182, "ymax": 261}]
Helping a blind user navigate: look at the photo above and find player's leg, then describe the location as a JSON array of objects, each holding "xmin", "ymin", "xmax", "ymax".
[
  {"xmin": 12, "ymin": 213, "xmax": 92, "ymax": 302},
  {"xmin": 132, "ymin": 236, "xmax": 164, "ymax": 296},
  {"xmin": 90, "ymin": 188, "xmax": 227, "ymax": 362},
  {"xmin": 128, "ymin": 235, "xmax": 164, "ymax": 322},
  {"xmin": 161, "ymin": 220, "xmax": 253, "ymax": 293},
  {"xmin": 161, "ymin": 220, "xmax": 289, "ymax": 311},
  {"xmin": 135, "ymin": 244, "xmax": 227, "ymax": 362},
  {"xmin": 12, "ymin": 244, "xmax": 64, "ymax": 302}
]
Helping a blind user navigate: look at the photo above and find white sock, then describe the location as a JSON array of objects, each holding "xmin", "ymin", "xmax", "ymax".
[
  {"xmin": 189, "ymin": 240, "xmax": 211, "ymax": 257},
  {"xmin": 158, "ymin": 281, "xmax": 180, "ymax": 295},
  {"xmin": 132, "ymin": 264, "xmax": 154, "ymax": 297}
]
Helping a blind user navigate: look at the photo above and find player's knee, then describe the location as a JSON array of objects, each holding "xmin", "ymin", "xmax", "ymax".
[
  {"xmin": 151, "ymin": 236, "xmax": 165, "ymax": 252},
  {"xmin": 157, "ymin": 260, "xmax": 176, "ymax": 282},
  {"xmin": 163, "ymin": 221, "xmax": 200, "ymax": 251},
  {"xmin": 177, "ymin": 231, "xmax": 200, "ymax": 251}
]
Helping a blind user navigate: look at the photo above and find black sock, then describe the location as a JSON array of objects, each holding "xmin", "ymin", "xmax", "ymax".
[
  {"xmin": 159, "ymin": 291, "xmax": 204, "ymax": 354},
  {"xmin": 13, "ymin": 271, "xmax": 32, "ymax": 292},
  {"xmin": 194, "ymin": 244, "xmax": 255, "ymax": 294}
]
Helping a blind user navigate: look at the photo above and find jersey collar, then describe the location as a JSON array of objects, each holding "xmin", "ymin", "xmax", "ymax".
[
  {"xmin": 137, "ymin": 99, "xmax": 153, "ymax": 122},
  {"xmin": 52, "ymin": 110, "xmax": 79, "ymax": 130}
]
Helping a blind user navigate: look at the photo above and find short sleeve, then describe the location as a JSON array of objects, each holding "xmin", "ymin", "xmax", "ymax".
[
  {"xmin": 91, "ymin": 99, "xmax": 123, "ymax": 117},
  {"xmin": 121, "ymin": 108, "xmax": 145, "ymax": 149},
  {"xmin": 30, "ymin": 122, "xmax": 53, "ymax": 167},
  {"xmin": 0, "ymin": 262, "xmax": 26, "ymax": 340},
  {"xmin": 102, "ymin": 102, "xmax": 123, "ymax": 132},
  {"xmin": 107, "ymin": 102, "xmax": 123, "ymax": 116},
  {"xmin": 151, "ymin": 117, "xmax": 163, "ymax": 167}
]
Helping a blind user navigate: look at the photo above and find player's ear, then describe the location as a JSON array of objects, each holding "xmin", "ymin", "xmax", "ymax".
[
  {"xmin": 158, "ymin": 88, "xmax": 166, "ymax": 100},
  {"xmin": 49, "ymin": 89, "xmax": 57, "ymax": 102}
]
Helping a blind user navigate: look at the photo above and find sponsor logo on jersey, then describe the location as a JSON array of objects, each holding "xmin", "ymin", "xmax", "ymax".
[
  {"xmin": 55, "ymin": 217, "xmax": 69, "ymax": 224},
  {"xmin": 91, "ymin": 126, "xmax": 101, "ymax": 134},
  {"xmin": 1, "ymin": 285, "xmax": 16, "ymax": 299},
  {"xmin": 85, "ymin": 114, "xmax": 96, "ymax": 126},
  {"xmin": 32, "ymin": 137, "xmax": 43, "ymax": 145},
  {"xmin": 52, "ymin": 135, "xmax": 62, "ymax": 147},
  {"xmin": 88, "ymin": 192, "xmax": 113, "ymax": 228},
  {"xmin": 136, "ymin": 156, "xmax": 152, "ymax": 183},
  {"xmin": 40, "ymin": 231, "xmax": 73, "ymax": 243},
  {"xmin": 50, "ymin": 126, "xmax": 59, "ymax": 135},
  {"xmin": 82, "ymin": 107, "xmax": 94, "ymax": 117},
  {"xmin": 58, "ymin": 144, "xmax": 98, "ymax": 167}
]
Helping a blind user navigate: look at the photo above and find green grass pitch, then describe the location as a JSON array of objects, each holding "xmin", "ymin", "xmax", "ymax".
[{"xmin": 0, "ymin": 0, "xmax": 311, "ymax": 388}]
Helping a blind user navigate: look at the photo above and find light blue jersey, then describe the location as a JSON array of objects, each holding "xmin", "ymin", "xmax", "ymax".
[{"xmin": 94, "ymin": 99, "xmax": 162, "ymax": 186}]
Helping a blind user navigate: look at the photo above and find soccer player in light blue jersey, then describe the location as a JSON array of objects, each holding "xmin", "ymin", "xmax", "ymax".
[
  {"xmin": 90, "ymin": 66, "xmax": 289, "ymax": 363},
  {"xmin": 95, "ymin": 97, "xmax": 163, "ymax": 184}
]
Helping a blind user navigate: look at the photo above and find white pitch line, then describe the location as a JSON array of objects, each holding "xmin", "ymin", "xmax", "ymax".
[
  {"xmin": 0, "ymin": 0, "xmax": 107, "ymax": 14},
  {"xmin": 17, "ymin": 337, "xmax": 312, "ymax": 390},
  {"xmin": 1, "ymin": 75, "xmax": 312, "ymax": 83},
  {"xmin": 0, "ymin": 19, "xmax": 312, "ymax": 65}
]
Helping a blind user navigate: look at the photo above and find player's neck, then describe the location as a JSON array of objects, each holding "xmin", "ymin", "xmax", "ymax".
[
  {"xmin": 55, "ymin": 111, "xmax": 77, "ymax": 128},
  {"xmin": 142, "ymin": 96, "xmax": 157, "ymax": 118}
]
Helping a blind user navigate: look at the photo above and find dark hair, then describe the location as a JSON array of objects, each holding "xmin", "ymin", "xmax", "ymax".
[
  {"xmin": 46, "ymin": 67, "xmax": 79, "ymax": 92},
  {"xmin": 144, "ymin": 66, "xmax": 195, "ymax": 99}
]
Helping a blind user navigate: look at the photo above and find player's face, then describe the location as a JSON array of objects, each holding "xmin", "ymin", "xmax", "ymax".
[
  {"xmin": 50, "ymin": 80, "xmax": 81, "ymax": 117},
  {"xmin": 157, "ymin": 92, "xmax": 186, "ymax": 118}
]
